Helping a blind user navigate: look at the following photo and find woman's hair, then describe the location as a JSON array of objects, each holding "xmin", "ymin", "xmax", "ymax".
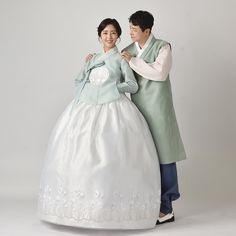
[
  {"xmin": 129, "ymin": 10, "xmax": 154, "ymax": 32},
  {"xmin": 97, "ymin": 18, "xmax": 122, "ymax": 37}
]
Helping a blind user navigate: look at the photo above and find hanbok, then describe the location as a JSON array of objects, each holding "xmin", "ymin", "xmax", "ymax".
[{"xmin": 38, "ymin": 47, "xmax": 160, "ymax": 229}]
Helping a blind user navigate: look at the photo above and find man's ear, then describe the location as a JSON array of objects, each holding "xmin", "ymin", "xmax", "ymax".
[{"xmin": 144, "ymin": 28, "xmax": 151, "ymax": 35}]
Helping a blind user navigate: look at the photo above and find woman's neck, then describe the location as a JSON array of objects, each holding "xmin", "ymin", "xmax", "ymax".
[{"xmin": 103, "ymin": 46, "xmax": 115, "ymax": 53}]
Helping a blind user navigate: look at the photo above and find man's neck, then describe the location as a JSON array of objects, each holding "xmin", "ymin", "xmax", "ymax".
[{"xmin": 138, "ymin": 34, "xmax": 151, "ymax": 48}]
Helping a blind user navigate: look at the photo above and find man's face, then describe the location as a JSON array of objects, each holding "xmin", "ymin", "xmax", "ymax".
[{"xmin": 129, "ymin": 23, "xmax": 147, "ymax": 43}]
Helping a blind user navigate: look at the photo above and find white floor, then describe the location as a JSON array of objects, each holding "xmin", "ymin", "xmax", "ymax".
[{"xmin": 1, "ymin": 197, "xmax": 236, "ymax": 236}]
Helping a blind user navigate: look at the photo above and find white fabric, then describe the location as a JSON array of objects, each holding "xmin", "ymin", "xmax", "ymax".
[
  {"xmin": 135, "ymin": 33, "xmax": 154, "ymax": 57},
  {"xmin": 129, "ymin": 43, "xmax": 172, "ymax": 81},
  {"xmin": 89, "ymin": 66, "xmax": 109, "ymax": 85},
  {"xmin": 38, "ymin": 95, "xmax": 161, "ymax": 229}
]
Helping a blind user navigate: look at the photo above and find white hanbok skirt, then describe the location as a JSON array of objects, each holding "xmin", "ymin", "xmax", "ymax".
[{"xmin": 38, "ymin": 94, "xmax": 160, "ymax": 229}]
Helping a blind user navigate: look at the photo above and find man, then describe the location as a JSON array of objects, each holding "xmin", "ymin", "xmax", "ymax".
[{"xmin": 121, "ymin": 10, "xmax": 186, "ymax": 225}]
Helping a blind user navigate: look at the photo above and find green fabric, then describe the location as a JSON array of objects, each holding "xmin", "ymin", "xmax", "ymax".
[
  {"xmin": 123, "ymin": 37, "xmax": 186, "ymax": 164},
  {"xmin": 75, "ymin": 46, "xmax": 138, "ymax": 104}
]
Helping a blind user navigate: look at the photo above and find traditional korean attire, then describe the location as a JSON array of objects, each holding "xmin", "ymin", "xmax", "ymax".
[
  {"xmin": 38, "ymin": 46, "xmax": 161, "ymax": 229},
  {"xmin": 123, "ymin": 34, "xmax": 186, "ymax": 215}
]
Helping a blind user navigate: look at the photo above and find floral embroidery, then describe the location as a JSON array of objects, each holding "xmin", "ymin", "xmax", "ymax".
[
  {"xmin": 89, "ymin": 67, "xmax": 109, "ymax": 86},
  {"xmin": 38, "ymin": 183, "xmax": 160, "ymax": 222}
]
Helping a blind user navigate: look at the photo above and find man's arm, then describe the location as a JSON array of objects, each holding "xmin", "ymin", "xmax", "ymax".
[{"xmin": 122, "ymin": 44, "xmax": 172, "ymax": 81}]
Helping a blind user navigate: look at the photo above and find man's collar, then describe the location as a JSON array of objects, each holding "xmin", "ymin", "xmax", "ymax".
[{"xmin": 135, "ymin": 33, "xmax": 154, "ymax": 57}]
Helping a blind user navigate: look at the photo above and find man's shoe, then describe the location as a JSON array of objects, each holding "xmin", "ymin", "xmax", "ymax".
[{"xmin": 156, "ymin": 211, "xmax": 175, "ymax": 225}]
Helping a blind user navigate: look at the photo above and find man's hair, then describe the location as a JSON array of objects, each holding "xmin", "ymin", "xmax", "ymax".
[{"xmin": 129, "ymin": 10, "xmax": 154, "ymax": 32}]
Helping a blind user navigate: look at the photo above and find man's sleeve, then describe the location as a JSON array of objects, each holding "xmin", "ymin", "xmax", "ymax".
[{"xmin": 129, "ymin": 44, "xmax": 172, "ymax": 81}]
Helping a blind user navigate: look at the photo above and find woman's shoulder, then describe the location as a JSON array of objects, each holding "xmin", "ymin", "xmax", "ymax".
[
  {"xmin": 113, "ymin": 51, "xmax": 123, "ymax": 60},
  {"xmin": 92, "ymin": 52, "xmax": 102, "ymax": 60},
  {"xmin": 111, "ymin": 51, "xmax": 129, "ymax": 66}
]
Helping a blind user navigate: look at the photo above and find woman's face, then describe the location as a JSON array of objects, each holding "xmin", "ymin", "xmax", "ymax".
[{"xmin": 100, "ymin": 24, "xmax": 118, "ymax": 52}]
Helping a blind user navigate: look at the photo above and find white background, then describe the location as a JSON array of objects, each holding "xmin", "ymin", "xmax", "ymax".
[{"xmin": 0, "ymin": 0, "xmax": 236, "ymax": 235}]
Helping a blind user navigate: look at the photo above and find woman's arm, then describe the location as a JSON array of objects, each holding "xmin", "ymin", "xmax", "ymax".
[
  {"xmin": 74, "ymin": 60, "xmax": 91, "ymax": 86},
  {"xmin": 117, "ymin": 59, "xmax": 138, "ymax": 94}
]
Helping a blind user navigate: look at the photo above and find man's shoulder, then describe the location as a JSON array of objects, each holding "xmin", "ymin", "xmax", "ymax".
[
  {"xmin": 154, "ymin": 38, "xmax": 171, "ymax": 48},
  {"xmin": 122, "ymin": 43, "xmax": 135, "ymax": 52}
]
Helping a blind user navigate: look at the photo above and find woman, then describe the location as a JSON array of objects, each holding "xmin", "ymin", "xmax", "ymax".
[{"xmin": 38, "ymin": 18, "xmax": 160, "ymax": 230}]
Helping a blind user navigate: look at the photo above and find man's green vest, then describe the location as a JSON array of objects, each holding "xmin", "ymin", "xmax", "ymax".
[{"xmin": 123, "ymin": 37, "xmax": 186, "ymax": 164}]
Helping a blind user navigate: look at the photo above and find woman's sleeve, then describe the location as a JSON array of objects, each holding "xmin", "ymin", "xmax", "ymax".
[
  {"xmin": 117, "ymin": 59, "xmax": 138, "ymax": 94},
  {"xmin": 74, "ymin": 62, "xmax": 89, "ymax": 88}
]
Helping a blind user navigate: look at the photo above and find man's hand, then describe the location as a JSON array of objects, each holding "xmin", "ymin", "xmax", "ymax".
[
  {"xmin": 85, "ymin": 53, "xmax": 95, "ymax": 62},
  {"xmin": 121, "ymin": 51, "xmax": 132, "ymax": 62}
]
